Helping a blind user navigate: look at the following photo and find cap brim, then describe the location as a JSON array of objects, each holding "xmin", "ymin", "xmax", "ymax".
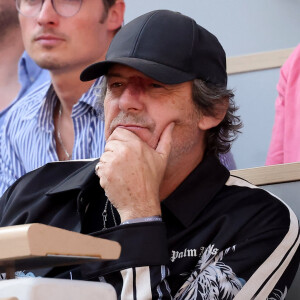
[{"xmin": 80, "ymin": 57, "xmax": 195, "ymax": 84}]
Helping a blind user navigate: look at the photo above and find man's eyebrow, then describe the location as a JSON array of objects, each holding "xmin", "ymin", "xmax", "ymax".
[{"xmin": 106, "ymin": 72, "xmax": 123, "ymax": 78}]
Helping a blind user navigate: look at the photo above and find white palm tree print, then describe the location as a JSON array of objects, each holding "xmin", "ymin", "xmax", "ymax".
[
  {"xmin": 174, "ymin": 245, "xmax": 243, "ymax": 300},
  {"xmin": 268, "ymin": 287, "xmax": 287, "ymax": 300}
]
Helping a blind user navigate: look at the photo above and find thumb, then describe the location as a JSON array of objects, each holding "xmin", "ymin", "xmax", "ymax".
[{"xmin": 156, "ymin": 122, "xmax": 175, "ymax": 157}]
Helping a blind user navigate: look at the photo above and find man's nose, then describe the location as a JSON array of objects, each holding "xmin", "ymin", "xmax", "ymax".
[
  {"xmin": 118, "ymin": 85, "xmax": 145, "ymax": 113},
  {"xmin": 37, "ymin": 0, "xmax": 59, "ymax": 26}
]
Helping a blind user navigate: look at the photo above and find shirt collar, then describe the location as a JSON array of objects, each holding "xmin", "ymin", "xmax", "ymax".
[
  {"xmin": 79, "ymin": 77, "xmax": 103, "ymax": 107},
  {"xmin": 37, "ymin": 78, "xmax": 103, "ymax": 132},
  {"xmin": 72, "ymin": 77, "xmax": 104, "ymax": 118},
  {"xmin": 46, "ymin": 159, "xmax": 99, "ymax": 195},
  {"xmin": 37, "ymin": 85, "xmax": 57, "ymax": 132},
  {"xmin": 37, "ymin": 77, "xmax": 104, "ymax": 129},
  {"xmin": 46, "ymin": 155, "xmax": 229, "ymax": 228},
  {"xmin": 18, "ymin": 51, "xmax": 44, "ymax": 89},
  {"xmin": 162, "ymin": 155, "xmax": 230, "ymax": 227}
]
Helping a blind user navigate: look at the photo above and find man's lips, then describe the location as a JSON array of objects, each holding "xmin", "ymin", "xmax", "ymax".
[
  {"xmin": 35, "ymin": 34, "xmax": 64, "ymax": 46},
  {"xmin": 110, "ymin": 123, "xmax": 158, "ymax": 148},
  {"xmin": 115, "ymin": 124, "xmax": 148, "ymax": 132}
]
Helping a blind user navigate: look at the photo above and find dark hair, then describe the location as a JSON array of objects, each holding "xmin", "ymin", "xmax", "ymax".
[
  {"xmin": 102, "ymin": 0, "xmax": 117, "ymax": 14},
  {"xmin": 100, "ymin": 0, "xmax": 121, "ymax": 32},
  {"xmin": 192, "ymin": 79, "xmax": 242, "ymax": 156}
]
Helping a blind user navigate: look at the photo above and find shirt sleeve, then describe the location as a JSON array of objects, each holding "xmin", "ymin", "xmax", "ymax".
[
  {"xmin": 265, "ymin": 64, "xmax": 287, "ymax": 165},
  {"xmin": 120, "ymin": 216, "xmax": 162, "ymax": 225},
  {"xmin": 264, "ymin": 45, "xmax": 300, "ymax": 166},
  {"xmin": 219, "ymin": 151, "xmax": 236, "ymax": 170},
  {"xmin": 0, "ymin": 110, "xmax": 26, "ymax": 197},
  {"xmin": 78, "ymin": 211, "xmax": 299, "ymax": 300}
]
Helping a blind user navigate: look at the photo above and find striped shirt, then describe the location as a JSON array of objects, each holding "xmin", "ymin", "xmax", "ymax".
[
  {"xmin": 0, "ymin": 51, "xmax": 50, "ymax": 130},
  {"xmin": 0, "ymin": 78, "xmax": 105, "ymax": 196}
]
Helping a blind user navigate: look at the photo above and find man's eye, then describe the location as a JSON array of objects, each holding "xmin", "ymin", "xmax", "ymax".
[
  {"xmin": 110, "ymin": 82, "xmax": 123, "ymax": 88},
  {"xmin": 151, "ymin": 83, "xmax": 163, "ymax": 88}
]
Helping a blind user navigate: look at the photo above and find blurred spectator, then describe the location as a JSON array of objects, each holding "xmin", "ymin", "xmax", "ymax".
[
  {"xmin": 0, "ymin": 1, "xmax": 49, "ymax": 128},
  {"xmin": 0, "ymin": 0, "xmax": 125, "ymax": 195},
  {"xmin": 266, "ymin": 44, "xmax": 300, "ymax": 165}
]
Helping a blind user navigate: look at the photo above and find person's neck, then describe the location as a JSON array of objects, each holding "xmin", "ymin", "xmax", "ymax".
[
  {"xmin": 159, "ymin": 143, "xmax": 206, "ymax": 201},
  {"xmin": 50, "ymin": 52, "xmax": 106, "ymax": 161},
  {"xmin": 50, "ymin": 48, "xmax": 108, "ymax": 114},
  {"xmin": 51, "ymin": 67, "xmax": 96, "ymax": 161},
  {"xmin": 51, "ymin": 69, "xmax": 95, "ymax": 115},
  {"xmin": 0, "ymin": 26, "xmax": 24, "ymax": 111}
]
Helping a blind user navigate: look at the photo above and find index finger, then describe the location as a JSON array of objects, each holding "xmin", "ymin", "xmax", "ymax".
[{"xmin": 156, "ymin": 122, "xmax": 175, "ymax": 157}]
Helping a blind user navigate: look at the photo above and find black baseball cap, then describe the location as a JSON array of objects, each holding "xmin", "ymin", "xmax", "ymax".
[{"xmin": 80, "ymin": 10, "xmax": 227, "ymax": 85}]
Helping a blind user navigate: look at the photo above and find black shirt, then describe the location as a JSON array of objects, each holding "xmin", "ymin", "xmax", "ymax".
[{"xmin": 0, "ymin": 155, "xmax": 299, "ymax": 299}]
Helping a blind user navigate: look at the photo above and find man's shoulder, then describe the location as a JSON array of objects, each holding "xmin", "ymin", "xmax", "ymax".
[
  {"xmin": 289, "ymin": 43, "xmax": 300, "ymax": 62},
  {"xmin": 27, "ymin": 159, "xmax": 96, "ymax": 180},
  {"xmin": 281, "ymin": 44, "xmax": 300, "ymax": 74},
  {"xmin": 0, "ymin": 159, "xmax": 98, "ymax": 229},
  {"xmin": 225, "ymin": 175, "xmax": 283, "ymax": 204},
  {"xmin": 224, "ymin": 175, "xmax": 294, "ymax": 224},
  {"xmin": 4, "ymin": 81, "xmax": 50, "ymax": 123},
  {"xmin": 3, "ymin": 159, "xmax": 97, "ymax": 199}
]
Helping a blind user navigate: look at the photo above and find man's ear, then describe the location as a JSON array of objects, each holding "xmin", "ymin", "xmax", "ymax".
[
  {"xmin": 106, "ymin": 0, "xmax": 125, "ymax": 32},
  {"xmin": 198, "ymin": 97, "xmax": 229, "ymax": 130}
]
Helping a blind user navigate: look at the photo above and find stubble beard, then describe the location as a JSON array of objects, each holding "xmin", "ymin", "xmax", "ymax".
[
  {"xmin": 169, "ymin": 125, "xmax": 201, "ymax": 162},
  {"xmin": 30, "ymin": 46, "xmax": 74, "ymax": 71},
  {"xmin": 109, "ymin": 111, "xmax": 156, "ymax": 136},
  {"xmin": 109, "ymin": 110, "xmax": 202, "ymax": 160},
  {"xmin": 167, "ymin": 111, "xmax": 203, "ymax": 169},
  {"xmin": 34, "ymin": 57, "xmax": 69, "ymax": 71},
  {"xmin": 28, "ymin": 30, "xmax": 71, "ymax": 71}
]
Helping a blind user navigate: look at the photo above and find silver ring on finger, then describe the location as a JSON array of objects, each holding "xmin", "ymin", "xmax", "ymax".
[{"xmin": 95, "ymin": 162, "xmax": 101, "ymax": 175}]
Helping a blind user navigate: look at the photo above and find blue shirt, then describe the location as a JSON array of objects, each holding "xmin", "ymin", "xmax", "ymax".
[
  {"xmin": 219, "ymin": 151, "xmax": 236, "ymax": 170},
  {"xmin": 0, "ymin": 51, "xmax": 50, "ymax": 129},
  {"xmin": 0, "ymin": 77, "xmax": 105, "ymax": 196}
]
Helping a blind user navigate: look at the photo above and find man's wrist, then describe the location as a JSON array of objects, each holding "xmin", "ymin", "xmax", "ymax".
[{"xmin": 121, "ymin": 216, "xmax": 162, "ymax": 225}]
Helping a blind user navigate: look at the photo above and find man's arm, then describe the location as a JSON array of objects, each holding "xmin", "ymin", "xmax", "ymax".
[
  {"xmin": 80, "ymin": 205, "xmax": 299, "ymax": 299},
  {"xmin": 0, "ymin": 110, "xmax": 26, "ymax": 196},
  {"xmin": 265, "ymin": 66, "xmax": 287, "ymax": 165}
]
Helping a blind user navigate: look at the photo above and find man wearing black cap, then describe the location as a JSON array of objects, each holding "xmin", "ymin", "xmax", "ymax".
[{"xmin": 0, "ymin": 10, "xmax": 299, "ymax": 299}]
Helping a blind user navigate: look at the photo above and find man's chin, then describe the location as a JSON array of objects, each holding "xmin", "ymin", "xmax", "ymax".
[
  {"xmin": 34, "ymin": 58, "xmax": 65, "ymax": 71},
  {"xmin": 111, "ymin": 126, "xmax": 158, "ymax": 149}
]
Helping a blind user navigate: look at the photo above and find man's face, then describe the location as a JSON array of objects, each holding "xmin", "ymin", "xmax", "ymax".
[
  {"xmin": 104, "ymin": 65, "xmax": 205, "ymax": 163},
  {"xmin": 19, "ymin": 0, "xmax": 121, "ymax": 71},
  {"xmin": 0, "ymin": 1, "xmax": 19, "ymax": 37}
]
